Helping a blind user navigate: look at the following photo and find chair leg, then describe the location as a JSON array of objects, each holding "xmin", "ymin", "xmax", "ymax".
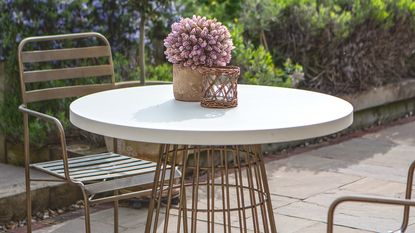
[
  {"xmin": 82, "ymin": 190, "xmax": 92, "ymax": 233},
  {"xmin": 25, "ymin": 171, "xmax": 32, "ymax": 233},
  {"xmin": 23, "ymin": 113, "xmax": 32, "ymax": 233},
  {"xmin": 114, "ymin": 190, "xmax": 119, "ymax": 233},
  {"xmin": 400, "ymin": 160, "xmax": 415, "ymax": 232}
]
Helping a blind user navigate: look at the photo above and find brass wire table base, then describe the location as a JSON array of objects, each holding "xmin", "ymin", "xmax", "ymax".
[{"xmin": 145, "ymin": 145, "xmax": 277, "ymax": 233}]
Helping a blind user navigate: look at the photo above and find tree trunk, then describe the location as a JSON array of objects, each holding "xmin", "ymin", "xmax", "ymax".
[
  {"xmin": 139, "ymin": 11, "xmax": 146, "ymax": 85},
  {"xmin": 261, "ymin": 30, "xmax": 269, "ymax": 51}
]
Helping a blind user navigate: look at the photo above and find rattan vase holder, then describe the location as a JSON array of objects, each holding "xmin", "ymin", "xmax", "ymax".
[{"xmin": 200, "ymin": 66, "xmax": 240, "ymax": 108}]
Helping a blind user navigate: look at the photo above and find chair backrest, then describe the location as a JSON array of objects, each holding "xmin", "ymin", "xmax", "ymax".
[{"xmin": 18, "ymin": 32, "xmax": 115, "ymax": 104}]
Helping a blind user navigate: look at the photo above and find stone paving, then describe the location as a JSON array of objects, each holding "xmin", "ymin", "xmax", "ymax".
[{"xmin": 30, "ymin": 120, "xmax": 415, "ymax": 232}]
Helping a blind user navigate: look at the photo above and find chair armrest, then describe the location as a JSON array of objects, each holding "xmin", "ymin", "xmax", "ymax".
[
  {"xmin": 19, "ymin": 104, "xmax": 71, "ymax": 180},
  {"xmin": 327, "ymin": 195, "xmax": 415, "ymax": 233},
  {"xmin": 19, "ymin": 104, "xmax": 65, "ymax": 131}
]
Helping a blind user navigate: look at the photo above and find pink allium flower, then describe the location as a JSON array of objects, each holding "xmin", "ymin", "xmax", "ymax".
[{"xmin": 164, "ymin": 15, "xmax": 234, "ymax": 69}]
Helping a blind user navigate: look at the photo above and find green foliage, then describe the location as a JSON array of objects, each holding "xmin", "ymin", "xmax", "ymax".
[
  {"xmin": 241, "ymin": 0, "xmax": 415, "ymax": 46},
  {"xmin": 177, "ymin": 0, "xmax": 243, "ymax": 22},
  {"xmin": 230, "ymin": 24, "xmax": 299, "ymax": 87},
  {"xmin": 113, "ymin": 52, "xmax": 140, "ymax": 82},
  {"xmin": 239, "ymin": 0, "xmax": 282, "ymax": 44},
  {"xmin": 255, "ymin": 0, "xmax": 415, "ymax": 94},
  {"xmin": 146, "ymin": 64, "xmax": 173, "ymax": 82},
  {"xmin": 0, "ymin": 0, "xmax": 150, "ymax": 146}
]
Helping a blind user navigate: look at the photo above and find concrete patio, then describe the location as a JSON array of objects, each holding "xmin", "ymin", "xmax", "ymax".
[{"xmin": 10, "ymin": 119, "xmax": 415, "ymax": 233}]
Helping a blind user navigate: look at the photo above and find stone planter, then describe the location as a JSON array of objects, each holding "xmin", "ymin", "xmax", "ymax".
[
  {"xmin": 172, "ymin": 64, "xmax": 203, "ymax": 102},
  {"xmin": 105, "ymin": 137, "xmax": 160, "ymax": 163}
]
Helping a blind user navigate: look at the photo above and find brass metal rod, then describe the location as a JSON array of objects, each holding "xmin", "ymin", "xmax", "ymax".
[
  {"xmin": 29, "ymin": 178, "xmax": 65, "ymax": 182},
  {"xmin": 169, "ymin": 199, "xmax": 267, "ymax": 213},
  {"xmin": 153, "ymin": 144, "xmax": 170, "ymax": 233},
  {"xmin": 220, "ymin": 148, "xmax": 228, "ymax": 233},
  {"xmin": 253, "ymin": 150, "xmax": 269, "ymax": 233},
  {"xmin": 191, "ymin": 146, "xmax": 201, "ymax": 233},
  {"xmin": 400, "ymin": 159, "xmax": 415, "ymax": 232},
  {"xmin": 224, "ymin": 147, "xmax": 232, "ymax": 233},
  {"xmin": 244, "ymin": 145, "xmax": 260, "ymax": 233},
  {"xmin": 81, "ymin": 189, "xmax": 91, "ymax": 233},
  {"xmin": 181, "ymin": 145, "xmax": 189, "ymax": 233},
  {"xmin": 211, "ymin": 147, "xmax": 216, "ymax": 233},
  {"xmin": 24, "ymin": 112, "xmax": 32, "ymax": 233},
  {"xmin": 163, "ymin": 145, "xmax": 178, "ymax": 233},
  {"xmin": 114, "ymin": 190, "xmax": 119, "ymax": 233},
  {"xmin": 232, "ymin": 146, "xmax": 245, "ymax": 233},
  {"xmin": 207, "ymin": 147, "xmax": 212, "ymax": 233},
  {"xmin": 257, "ymin": 146, "xmax": 277, "ymax": 233},
  {"xmin": 145, "ymin": 144, "xmax": 165, "ymax": 233},
  {"xmin": 236, "ymin": 146, "xmax": 248, "ymax": 233}
]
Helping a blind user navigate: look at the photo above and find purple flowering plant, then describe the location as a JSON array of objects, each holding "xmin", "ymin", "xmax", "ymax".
[{"xmin": 164, "ymin": 15, "xmax": 234, "ymax": 69}]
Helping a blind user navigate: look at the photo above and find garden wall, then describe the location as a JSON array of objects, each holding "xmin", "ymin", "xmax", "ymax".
[{"xmin": 262, "ymin": 79, "xmax": 415, "ymax": 154}]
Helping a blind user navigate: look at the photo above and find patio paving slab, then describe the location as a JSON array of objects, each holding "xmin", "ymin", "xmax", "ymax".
[
  {"xmin": 26, "ymin": 120, "xmax": 415, "ymax": 232},
  {"xmin": 295, "ymin": 222, "xmax": 374, "ymax": 233}
]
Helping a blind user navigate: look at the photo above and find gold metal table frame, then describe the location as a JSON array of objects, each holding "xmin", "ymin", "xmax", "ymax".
[{"xmin": 145, "ymin": 144, "xmax": 277, "ymax": 233}]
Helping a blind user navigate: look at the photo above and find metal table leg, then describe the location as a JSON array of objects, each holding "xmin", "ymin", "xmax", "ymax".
[{"xmin": 145, "ymin": 144, "xmax": 277, "ymax": 233}]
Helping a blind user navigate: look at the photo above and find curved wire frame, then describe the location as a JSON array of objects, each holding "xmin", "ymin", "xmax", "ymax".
[{"xmin": 145, "ymin": 144, "xmax": 277, "ymax": 233}]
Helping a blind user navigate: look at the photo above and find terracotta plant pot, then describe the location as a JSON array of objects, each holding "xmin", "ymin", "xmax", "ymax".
[{"xmin": 172, "ymin": 64, "xmax": 203, "ymax": 102}]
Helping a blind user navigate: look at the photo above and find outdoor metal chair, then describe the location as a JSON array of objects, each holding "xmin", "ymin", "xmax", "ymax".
[
  {"xmin": 17, "ymin": 32, "xmax": 179, "ymax": 233},
  {"xmin": 327, "ymin": 160, "xmax": 415, "ymax": 232}
]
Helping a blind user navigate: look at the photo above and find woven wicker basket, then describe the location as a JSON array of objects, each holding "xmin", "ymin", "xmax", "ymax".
[{"xmin": 200, "ymin": 66, "xmax": 240, "ymax": 108}]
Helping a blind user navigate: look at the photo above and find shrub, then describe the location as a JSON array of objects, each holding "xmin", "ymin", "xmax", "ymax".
[
  {"xmin": 146, "ymin": 63, "xmax": 173, "ymax": 82},
  {"xmin": 257, "ymin": 0, "xmax": 415, "ymax": 94},
  {"xmin": 0, "ymin": 0, "xmax": 148, "ymax": 146},
  {"xmin": 230, "ymin": 23, "xmax": 300, "ymax": 87},
  {"xmin": 177, "ymin": 0, "xmax": 243, "ymax": 23}
]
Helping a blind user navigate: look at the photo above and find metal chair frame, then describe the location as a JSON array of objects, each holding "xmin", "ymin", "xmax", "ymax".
[
  {"xmin": 17, "ymin": 32, "xmax": 175, "ymax": 233},
  {"xmin": 327, "ymin": 160, "xmax": 415, "ymax": 233}
]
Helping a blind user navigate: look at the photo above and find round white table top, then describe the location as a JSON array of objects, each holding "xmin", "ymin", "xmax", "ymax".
[{"xmin": 70, "ymin": 85, "xmax": 353, "ymax": 145}]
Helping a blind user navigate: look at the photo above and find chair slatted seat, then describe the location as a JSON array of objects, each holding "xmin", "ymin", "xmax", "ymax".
[
  {"xmin": 32, "ymin": 153, "xmax": 155, "ymax": 182},
  {"xmin": 31, "ymin": 152, "xmax": 178, "ymax": 194}
]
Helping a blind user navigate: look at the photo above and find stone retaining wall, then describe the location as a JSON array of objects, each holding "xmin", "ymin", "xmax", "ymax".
[{"xmin": 262, "ymin": 79, "xmax": 415, "ymax": 153}]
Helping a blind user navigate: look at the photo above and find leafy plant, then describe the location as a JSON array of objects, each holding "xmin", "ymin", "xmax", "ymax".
[
  {"xmin": 0, "ymin": 0, "xmax": 158, "ymax": 146},
  {"xmin": 230, "ymin": 23, "xmax": 299, "ymax": 87},
  {"xmin": 177, "ymin": 0, "xmax": 243, "ymax": 23},
  {"xmin": 259, "ymin": 0, "xmax": 415, "ymax": 94},
  {"xmin": 146, "ymin": 63, "xmax": 173, "ymax": 82}
]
